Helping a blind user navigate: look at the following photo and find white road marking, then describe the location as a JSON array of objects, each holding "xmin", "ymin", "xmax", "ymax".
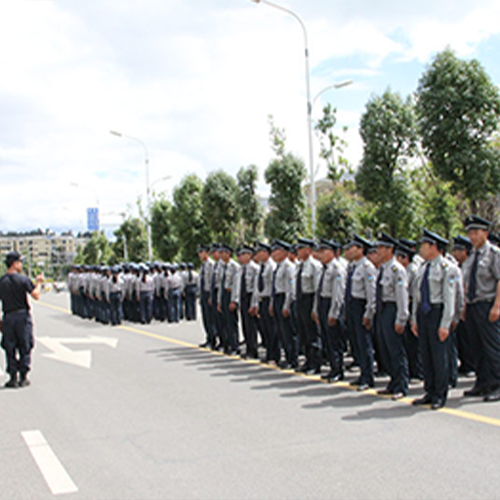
[
  {"xmin": 22, "ymin": 430, "xmax": 78, "ymax": 495},
  {"xmin": 37, "ymin": 336, "xmax": 118, "ymax": 369}
]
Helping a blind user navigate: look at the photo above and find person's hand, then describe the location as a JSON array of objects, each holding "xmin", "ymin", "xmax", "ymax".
[
  {"xmin": 269, "ymin": 305, "xmax": 274, "ymax": 317},
  {"xmin": 362, "ymin": 317, "xmax": 371, "ymax": 330},
  {"xmin": 489, "ymin": 305, "xmax": 500, "ymax": 323},
  {"xmin": 35, "ymin": 273, "xmax": 45, "ymax": 284},
  {"xmin": 438, "ymin": 327, "xmax": 450, "ymax": 342},
  {"xmin": 312, "ymin": 312, "xmax": 318, "ymax": 324},
  {"xmin": 411, "ymin": 323, "xmax": 418, "ymax": 337},
  {"xmin": 328, "ymin": 317, "xmax": 338, "ymax": 327},
  {"xmin": 395, "ymin": 323, "xmax": 405, "ymax": 335},
  {"xmin": 229, "ymin": 302, "xmax": 237, "ymax": 312},
  {"xmin": 217, "ymin": 304, "xmax": 222, "ymax": 313},
  {"xmin": 283, "ymin": 309, "xmax": 290, "ymax": 318}
]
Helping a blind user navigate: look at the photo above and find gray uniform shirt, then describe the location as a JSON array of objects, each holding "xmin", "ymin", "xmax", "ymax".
[
  {"xmin": 313, "ymin": 258, "xmax": 346, "ymax": 320},
  {"xmin": 350, "ymin": 256, "xmax": 377, "ymax": 320},
  {"xmin": 200, "ymin": 259, "xmax": 214, "ymax": 293},
  {"xmin": 412, "ymin": 254, "xmax": 456, "ymax": 330},
  {"xmin": 253, "ymin": 258, "xmax": 276, "ymax": 309},
  {"xmin": 379, "ymin": 257, "xmax": 409, "ymax": 326},
  {"xmin": 296, "ymin": 255, "xmax": 322, "ymax": 296},
  {"xmin": 218, "ymin": 260, "xmax": 240, "ymax": 305},
  {"xmin": 271, "ymin": 258, "xmax": 295, "ymax": 311},
  {"xmin": 462, "ymin": 241, "xmax": 500, "ymax": 304},
  {"xmin": 234, "ymin": 260, "xmax": 259, "ymax": 305}
]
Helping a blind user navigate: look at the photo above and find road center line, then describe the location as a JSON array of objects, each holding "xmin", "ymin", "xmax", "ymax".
[
  {"xmin": 21, "ymin": 430, "xmax": 78, "ymax": 495},
  {"xmin": 36, "ymin": 300, "xmax": 500, "ymax": 429}
]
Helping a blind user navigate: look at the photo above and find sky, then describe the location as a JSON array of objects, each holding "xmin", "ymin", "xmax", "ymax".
[{"xmin": 1, "ymin": 0, "xmax": 500, "ymax": 236}]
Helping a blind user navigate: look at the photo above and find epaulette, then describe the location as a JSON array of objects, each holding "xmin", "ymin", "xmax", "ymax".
[
  {"xmin": 392, "ymin": 265, "xmax": 397, "ymax": 272},
  {"xmin": 491, "ymin": 246, "xmax": 500, "ymax": 254},
  {"xmin": 442, "ymin": 261, "xmax": 448, "ymax": 268},
  {"xmin": 364, "ymin": 261, "xmax": 370, "ymax": 267}
]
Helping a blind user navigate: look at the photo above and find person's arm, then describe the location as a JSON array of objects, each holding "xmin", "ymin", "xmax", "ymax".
[{"xmin": 30, "ymin": 273, "xmax": 45, "ymax": 301}]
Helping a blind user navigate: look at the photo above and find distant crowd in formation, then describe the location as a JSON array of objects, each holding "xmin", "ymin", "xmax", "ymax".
[{"xmin": 68, "ymin": 214, "xmax": 500, "ymax": 410}]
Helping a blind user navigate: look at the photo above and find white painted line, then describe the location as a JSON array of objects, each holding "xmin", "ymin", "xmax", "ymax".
[{"xmin": 21, "ymin": 430, "xmax": 78, "ymax": 495}]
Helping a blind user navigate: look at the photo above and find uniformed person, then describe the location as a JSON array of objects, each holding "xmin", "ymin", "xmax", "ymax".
[
  {"xmin": 344, "ymin": 234, "xmax": 377, "ymax": 390},
  {"xmin": 198, "ymin": 245, "xmax": 215, "ymax": 348},
  {"xmin": 295, "ymin": 238, "xmax": 323, "ymax": 375},
  {"xmin": 217, "ymin": 245, "xmax": 240, "ymax": 354},
  {"xmin": 136, "ymin": 265, "xmax": 154, "ymax": 324},
  {"xmin": 270, "ymin": 239, "xmax": 297, "ymax": 369},
  {"xmin": 209, "ymin": 244, "xmax": 224, "ymax": 349},
  {"xmin": 250, "ymin": 242, "xmax": 277, "ymax": 364},
  {"xmin": 235, "ymin": 245, "xmax": 260, "ymax": 359},
  {"xmin": 450, "ymin": 235, "xmax": 475, "ymax": 377},
  {"xmin": 108, "ymin": 265, "xmax": 124, "ymax": 326},
  {"xmin": 184, "ymin": 263, "xmax": 199, "ymax": 321},
  {"xmin": 375, "ymin": 233, "xmax": 410, "ymax": 400},
  {"xmin": 412, "ymin": 229, "xmax": 455, "ymax": 410},
  {"xmin": 462, "ymin": 215, "xmax": 500, "ymax": 402},
  {"xmin": 395, "ymin": 242, "xmax": 423, "ymax": 381},
  {"xmin": 0, "ymin": 251, "xmax": 44, "ymax": 388},
  {"xmin": 167, "ymin": 264, "xmax": 183, "ymax": 323},
  {"xmin": 313, "ymin": 238, "xmax": 346, "ymax": 382}
]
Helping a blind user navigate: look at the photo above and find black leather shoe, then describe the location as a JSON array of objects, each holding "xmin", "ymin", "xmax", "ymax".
[
  {"xmin": 328, "ymin": 373, "xmax": 344, "ymax": 383},
  {"xmin": 350, "ymin": 378, "xmax": 362, "ymax": 386},
  {"xmin": 464, "ymin": 386, "xmax": 489, "ymax": 397},
  {"xmin": 296, "ymin": 364, "xmax": 310, "ymax": 373},
  {"xmin": 357, "ymin": 383, "xmax": 370, "ymax": 391},
  {"xmin": 431, "ymin": 399, "xmax": 445, "ymax": 410},
  {"xmin": 392, "ymin": 392, "xmax": 405, "ymax": 401},
  {"xmin": 4, "ymin": 377, "xmax": 18, "ymax": 389},
  {"xmin": 377, "ymin": 388, "xmax": 392, "ymax": 395},
  {"xmin": 19, "ymin": 377, "xmax": 31, "ymax": 388},
  {"xmin": 484, "ymin": 390, "xmax": 500, "ymax": 402},
  {"xmin": 305, "ymin": 367, "xmax": 321, "ymax": 375},
  {"xmin": 198, "ymin": 342, "xmax": 209, "ymax": 348},
  {"xmin": 412, "ymin": 395, "xmax": 433, "ymax": 406}
]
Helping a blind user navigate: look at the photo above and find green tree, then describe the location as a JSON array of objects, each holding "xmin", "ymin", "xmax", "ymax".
[
  {"xmin": 236, "ymin": 165, "xmax": 263, "ymax": 243},
  {"xmin": 315, "ymin": 103, "xmax": 350, "ymax": 183},
  {"xmin": 150, "ymin": 197, "xmax": 178, "ymax": 261},
  {"xmin": 172, "ymin": 174, "xmax": 212, "ymax": 263},
  {"xmin": 80, "ymin": 231, "xmax": 114, "ymax": 265},
  {"xmin": 113, "ymin": 218, "xmax": 148, "ymax": 263},
  {"xmin": 355, "ymin": 89, "xmax": 418, "ymax": 236},
  {"xmin": 201, "ymin": 170, "xmax": 240, "ymax": 245},
  {"xmin": 415, "ymin": 48, "xmax": 500, "ymax": 212},
  {"xmin": 316, "ymin": 184, "xmax": 359, "ymax": 242}
]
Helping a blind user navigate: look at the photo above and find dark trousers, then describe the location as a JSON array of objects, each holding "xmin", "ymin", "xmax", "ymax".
[
  {"xmin": 139, "ymin": 291, "xmax": 153, "ymax": 324},
  {"xmin": 259, "ymin": 297, "xmax": 276, "ymax": 361},
  {"xmin": 448, "ymin": 327, "xmax": 458, "ymax": 386},
  {"xmin": 185, "ymin": 285, "xmax": 197, "ymax": 321},
  {"xmin": 222, "ymin": 290, "xmax": 239, "ymax": 352},
  {"xmin": 418, "ymin": 304, "xmax": 449, "ymax": 402},
  {"xmin": 467, "ymin": 301, "xmax": 500, "ymax": 390},
  {"xmin": 153, "ymin": 293, "xmax": 162, "ymax": 321},
  {"xmin": 296, "ymin": 293, "xmax": 321, "ymax": 369},
  {"xmin": 168, "ymin": 289, "xmax": 181, "ymax": 323},
  {"xmin": 377, "ymin": 303, "xmax": 409, "ymax": 395},
  {"xmin": 346, "ymin": 298, "xmax": 374, "ymax": 386},
  {"xmin": 110, "ymin": 292, "xmax": 123, "ymax": 325},
  {"xmin": 1, "ymin": 311, "xmax": 34, "ymax": 376},
  {"xmin": 456, "ymin": 320, "xmax": 475, "ymax": 373},
  {"xmin": 201, "ymin": 290, "xmax": 215, "ymax": 346},
  {"xmin": 240, "ymin": 293, "xmax": 258, "ymax": 358},
  {"xmin": 404, "ymin": 321, "xmax": 423, "ymax": 379},
  {"xmin": 318, "ymin": 297, "xmax": 343, "ymax": 376},
  {"xmin": 211, "ymin": 288, "xmax": 224, "ymax": 346},
  {"xmin": 274, "ymin": 294, "xmax": 297, "ymax": 366}
]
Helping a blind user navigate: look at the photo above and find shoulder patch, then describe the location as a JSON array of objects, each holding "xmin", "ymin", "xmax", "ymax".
[
  {"xmin": 365, "ymin": 261, "xmax": 370, "ymax": 267},
  {"xmin": 392, "ymin": 265, "xmax": 397, "ymax": 272},
  {"xmin": 442, "ymin": 261, "xmax": 448, "ymax": 269},
  {"xmin": 491, "ymin": 246, "xmax": 500, "ymax": 254}
]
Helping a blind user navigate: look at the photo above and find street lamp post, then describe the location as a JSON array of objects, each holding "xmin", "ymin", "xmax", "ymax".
[
  {"xmin": 251, "ymin": 0, "xmax": 317, "ymax": 236},
  {"xmin": 110, "ymin": 130, "xmax": 153, "ymax": 261}
]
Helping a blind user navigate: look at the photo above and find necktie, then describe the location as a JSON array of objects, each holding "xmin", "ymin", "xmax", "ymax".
[
  {"xmin": 296, "ymin": 262, "xmax": 304, "ymax": 301},
  {"xmin": 221, "ymin": 263, "xmax": 227, "ymax": 290},
  {"xmin": 200, "ymin": 264, "xmax": 205, "ymax": 291},
  {"xmin": 211, "ymin": 262, "xmax": 218, "ymax": 293},
  {"xmin": 376, "ymin": 265, "xmax": 385, "ymax": 313},
  {"xmin": 258, "ymin": 264, "xmax": 265, "ymax": 292},
  {"xmin": 420, "ymin": 262, "xmax": 431, "ymax": 315},
  {"xmin": 467, "ymin": 251, "xmax": 480, "ymax": 302},
  {"xmin": 240, "ymin": 265, "xmax": 247, "ymax": 300},
  {"xmin": 272, "ymin": 263, "xmax": 279, "ymax": 300},
  {"xmin": 317, "ymin": 264, "xmax": 327, "ymax": 301},
  {"xmin": 345, "ymin": 265, "xmax": 355, "ymax": 307}
]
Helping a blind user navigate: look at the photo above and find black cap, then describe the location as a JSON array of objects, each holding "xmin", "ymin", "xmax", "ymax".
[
  {"xmin": 375, "ymin": 232, "xmax": 398, "ymax": 248},
  {"xmin": 465, "ymin": 215, "xmax": 491, "ymax": 231},
  {"xmin": 452, "ymin": 235, "xmax": 472, "ymax": 252},
  {"xmin": 271, "ymin": 239, "xmax": 292, "ymax": 252},
  {"xmin": 399, "ymin": 238, "xmax": 417, "ymax": 249},
  {"xmin": 345, "ymin": 233, "xmax": 372, "ymax": 249},
  {"xmin": 419, "ymin": 228, "xmax": 449, "ymax": 250},
  {"xmin": 218, "ymin": 244, "xmax": 233, "ymax": 254},
  {"xmin": 255, "ymin": 241, "xmax": 271, "ymax": 253},
  {"xmin": 210, "ymin": 243, "xmax": 220, "ymax": 252},
  {"xmin": 318, "ymin": 238, "xmax": 337, "ymax": 251},
  {"xmin": 296, "ymin": 237, "xmax": 317, "ymax": 249},
  {"xmin": 187, "ymin": 262, "xmax": 194, "ymax": 269},
  {"xmin": 198, "ymin": 244, "xmax": 210, "ymax": 253},
  {"xmin": 5, "ymin": 251, "xmax": 23, "ymax": 268},
  {"xmin": 237, "ymin": 244, "xmax": 254, "ymax": 256},
  {"xmin": 395, "ymin": 243, "xmax": 415, "ymax": 259},
  {"xmin": 488, "ymin": 233, "xmax": 500, "ymax": 246}
]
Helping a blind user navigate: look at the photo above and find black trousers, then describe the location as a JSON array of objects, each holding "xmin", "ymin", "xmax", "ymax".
[
  {"xmin": 318, "ymin": 297, "xmax": 343, "ymax": 375},
  {"xmin": 417, "ymin": 304, "xmax": 449, "ymax": 402},
  {"xmin": 467, "ymin": 301, "xmax": 500, "ymax": 390},
  {"xmin": 222, "ymin": 290, "xmax": 239, "ymax": 351},
  {"xmin": 1, "ymin": 311, "xmax": 34, "ymax": 376},
  {"xmin": 274, "ymin": 294, "xmax": 297, "ymax": 366},
  {"xmin": 200, "ymin": 290, "xmax": 215, "ymax": 346},
  {"xmin": 296, "ymin": 293, "xmax": 321, "ymax": 369},
  {"xmin": 346, "ymin": 298, "xmax": 374, "ymax": 385},
  {"xmin": 240, "ymin": 293, "xmax": 258, "ymax": 358},
  {"xmin": 185, "ymin": 285, "xmax": 197, "ymax": 321},
  {"xmin": 456, "ymin": 320, "xmax": 475, "ymax": 373},
  {"xmin": 259, "ymin": 297, "xmax": 276, "ymax": 361},
  {"xmin": 377, "ymin": 303, "xmax": 409, "ymax": 395}
]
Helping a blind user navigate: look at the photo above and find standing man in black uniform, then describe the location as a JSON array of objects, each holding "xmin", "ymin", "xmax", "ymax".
[{"xmin": 0, "ymin": 251, "xmax": 44, "ymax": 388}]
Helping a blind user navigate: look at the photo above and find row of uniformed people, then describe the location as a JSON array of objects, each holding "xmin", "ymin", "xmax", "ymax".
[
  {"xmin": 197, "ymin": 215, "xmax": 500, "ymax": 410},
  {"xmin": 67, "ymin": 262, "xmax": 199, "ymax": 326}
]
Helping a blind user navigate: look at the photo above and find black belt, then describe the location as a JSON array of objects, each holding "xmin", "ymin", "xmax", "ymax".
[{"xmin": 5, "ymin": 308, "xmax": 29, "ymax": 316}]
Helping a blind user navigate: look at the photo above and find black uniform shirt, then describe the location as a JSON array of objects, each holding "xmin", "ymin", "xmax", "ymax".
[{"xmin": 0, "ymin": 273, "xmax": 35, "ymax": 314}]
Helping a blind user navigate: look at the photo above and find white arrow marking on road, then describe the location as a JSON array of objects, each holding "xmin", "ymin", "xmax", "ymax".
[{"xmin": 37, "ymin": 336, "xmax": 118, "ymax": 369}]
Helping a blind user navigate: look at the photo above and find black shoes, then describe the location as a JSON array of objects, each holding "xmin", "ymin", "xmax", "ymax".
[
  {"xmin": 4, "ymin": 375, "xmax": 18, "ymax": 389},
  {"xmin": 19, "ymin": 375, "xmax": 31, "ymax": 388},
  {"xmin": 322, "ymin": 372, "xmax": 344, "ymax": 383},
  {"xmin": 463, "ymin": 386, "xmax": 490, "ymax": 397},
  {"xmin": 431, "ymin": 399, "xmax": 445, "ymax": 410},
  {"xmin": 484, "ymin": 389, "xmax": 500, "ymax": 402},
  {"xmin": 412, "ymin": 395, "xmax": 433, "ymax": 406}
]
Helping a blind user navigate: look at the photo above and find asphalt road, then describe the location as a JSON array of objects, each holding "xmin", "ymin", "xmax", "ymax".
[{"xmin": 1, "ymin": 291, "xmax": 500, "ymax": 500}]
